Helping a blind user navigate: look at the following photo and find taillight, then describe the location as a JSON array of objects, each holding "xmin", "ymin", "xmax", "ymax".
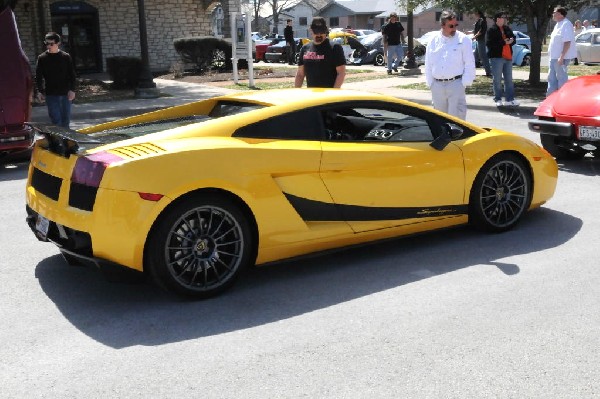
[{"xmin": 71, "ymin": 151, "xmax": 124, "ymax": 187}]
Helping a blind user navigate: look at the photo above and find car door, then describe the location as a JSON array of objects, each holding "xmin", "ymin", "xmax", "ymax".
[{"xmin": 318, "ymin": 102, "xmax": 466, "ymax": 233}]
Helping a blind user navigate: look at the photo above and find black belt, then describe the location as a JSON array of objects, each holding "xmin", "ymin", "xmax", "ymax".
[{"xmin": 434, "ymin": 75, "xmax": 462, "ymax": 82}]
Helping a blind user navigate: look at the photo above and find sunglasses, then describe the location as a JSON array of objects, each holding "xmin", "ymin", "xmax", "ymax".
[
  {"xmin": 447, "ymin": 23, "xmax": 459, "ymax": 28},
  {"xmin": 44, "ymin": 41, "xmax": 57, "ymax": 46}
]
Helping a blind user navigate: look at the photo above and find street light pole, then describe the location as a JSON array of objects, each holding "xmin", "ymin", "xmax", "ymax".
[
  {"xmin": 404, "ymin": 9, "xmax": 418, "ymax": 69},
  {"xmin": 135, "ymin": 0, "xmax": 159, "ymax": 98}
]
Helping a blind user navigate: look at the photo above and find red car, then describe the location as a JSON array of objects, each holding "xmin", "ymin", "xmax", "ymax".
[
  {"xmin": 529, "ymin": 74, "xmax": 600, "ymax": 160},
  {"xmin": 0, "ymin": 5, "xmax": 34, "ymax": 161}
]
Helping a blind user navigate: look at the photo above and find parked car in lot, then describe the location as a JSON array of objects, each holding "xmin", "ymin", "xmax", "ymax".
[
  {"xmin": 529, "ymin": 74, "xmax": 600, "ymax": 159},
  {"xmin": 25, "ymin": 88, "xmax": 557, "ymax": 298},
  {"xmin": 575, "ymin": 28, "xmax": 600, "ymax": 65},
  {"xmin": 0, "ymin": 4, "xmax": 34, "ymax": 162},
  {"xmin": 264, "ymin": 38, "xmax": 309, "ymax": 64},
  {"xmin": 349, "ymin": 32, "xmax": 425, "ymax": 66},
  {"xmin": 512, "ymin": 31, "xmax": 531, "ymax": 49},
  {"xmin": 254, "ymin": 38, "xmax": 278, "ymax": 62}
]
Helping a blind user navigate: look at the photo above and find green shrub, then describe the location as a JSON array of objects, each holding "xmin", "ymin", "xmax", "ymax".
[
  {"xmin": 106, "ymin": 56, "xmax": 142, "ymax": 89},
  {"xmin": 173, "ymin": 36, "xmax": 233, "ymax": 72}
]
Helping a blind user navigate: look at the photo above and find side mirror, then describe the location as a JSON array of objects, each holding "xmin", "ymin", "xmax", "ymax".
[{"xmin": 429, "ymin": 123, "xmax": 464, "ymax": 151}]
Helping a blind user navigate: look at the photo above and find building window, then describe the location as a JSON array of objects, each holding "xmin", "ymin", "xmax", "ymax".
[
  {"xmin": 330, "ymin": 17, "xmax": 339, "ymax": 27},
  {"xmin": 299, "ymin": 17, "xmax": 307, "ymax": 26}
]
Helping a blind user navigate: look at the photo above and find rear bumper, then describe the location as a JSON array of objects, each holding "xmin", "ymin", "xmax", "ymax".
[
  {"xmin": 528, "ymin": 120, "xmax": 574, "ymax": 137},
  {"xmin": 0, "ymin": 125, "xmax": 34, "ymax": 157}
]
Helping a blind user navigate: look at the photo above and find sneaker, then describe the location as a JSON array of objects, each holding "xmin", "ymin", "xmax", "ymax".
[
  {"xmin": 495, "ymin": 100, "xmax": 503, "ymax": 107},
  {"xmin": 504, "ymin": 100, "xmax": 520, "ymax": 106},
  {"xmin": 393, "ymin": 67, "xmax": 398, "ymax": 73},
  {"xmin": 387, "ymin": 70, "xmax": 392, "ymax": 75}
]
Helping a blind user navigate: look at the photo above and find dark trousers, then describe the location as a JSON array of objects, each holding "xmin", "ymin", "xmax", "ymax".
[{"xmin": 287, "ymin": 41, "xmax": 297, "ymax": 64}]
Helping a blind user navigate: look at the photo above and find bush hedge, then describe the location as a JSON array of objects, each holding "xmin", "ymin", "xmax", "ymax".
[
  {"xmin": 106, "ymin": 56, "xmax": 142, "ymax": 89},
  {"xmin": 173, "ymin": 36, "xmax": 234, "ymax": 72}
]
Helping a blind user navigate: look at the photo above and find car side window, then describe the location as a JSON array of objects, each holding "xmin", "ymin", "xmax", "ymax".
[
  {"xmin": 576, "ymin": 33, "xmax": 591, "ymax": 43},
  {"xmin": 233, "ymin": 109, "xmax": 324, "ymax": 140},
  {"xmin": 320, "ymin": 103, "xmax": 436, "ymax": 142}
]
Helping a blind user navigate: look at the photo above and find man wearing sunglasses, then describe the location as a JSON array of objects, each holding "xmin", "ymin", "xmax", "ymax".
[
  {"xmin": 295, "ymin": 17, "xmax": 346, "ymax": 88},
  {"xmin": 424, "ymin": 10, "xmax": 475, "ymax": 120},
  {"xmin": 35, "ymin": 32, "xmax": 76, "ymax": 128}
]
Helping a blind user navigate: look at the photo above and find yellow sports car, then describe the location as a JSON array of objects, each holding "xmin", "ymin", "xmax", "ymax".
[{"xmin": 25, "ymin": 89, "xmax": 558, "ymax": 298}]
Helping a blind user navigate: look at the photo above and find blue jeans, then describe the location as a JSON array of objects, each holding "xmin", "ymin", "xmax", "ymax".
[
  {"xmin": 387, "ymin": 44, "xmax": 404, "ymax": 70},
  {"xmin": 45, "ymin": 95, "xmax": 72, "ymax": 128},
  {"xmin": 490, "ymin": 58, "xmax": 514, "ymax": 102},
  {"xmin": 547, "ymin": 58, "xmax": 570, "ymax": 97}
]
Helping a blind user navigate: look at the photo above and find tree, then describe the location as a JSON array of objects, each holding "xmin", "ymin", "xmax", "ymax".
[
  {"xmin": 265, "ymin": 0, "xmax": 299, "ymax": 34},
  {"xmin": 436, "ymin": 0, "xmax": 590, "ymax": 84},
  {"xmin": 250, "ymin": 0, "xmax": 266, "ymax": 31}
]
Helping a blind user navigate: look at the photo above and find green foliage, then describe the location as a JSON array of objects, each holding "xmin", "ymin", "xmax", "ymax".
[
  {"xmin": 106, "ymin": 56, "xmax": 142, "ymax": 89},
  {"xmin": 173, "ymin": 36, "xmax": 233, "ymax": 72}
]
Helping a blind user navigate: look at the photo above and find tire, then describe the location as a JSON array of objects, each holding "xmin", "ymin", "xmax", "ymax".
[
  {"xmin": 374, "ymin": 53, "xmax": 385, "ymax": 66},
  {"xmin": 521, "ymin": 54, "xmax": 531, "ymax": 67},
  {"xmin": 294, "ymin": 52, "xmax": 300, "ymax": 64},
  {"xmin": 469, "ymin": 154, "xmax": 532, "ymax": 233},
  {"xmin": 540, "ymin": 134, "xmax": 585, "ymax": 160},
  {"xmin": 146, "ymin": 193, "xmax": 254, "ymax": 298}
]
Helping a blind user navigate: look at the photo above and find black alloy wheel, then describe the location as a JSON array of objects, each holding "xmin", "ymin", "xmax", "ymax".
[
  {"xmin": 469, "ymin": 154, "xmax": 532, "ymax": 232},
  {"xmin": 147, "ymin": 193, "xmax": 254, "ymax": 298}
]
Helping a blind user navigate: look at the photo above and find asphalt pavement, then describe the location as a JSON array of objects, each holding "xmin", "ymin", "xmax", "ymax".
[{"xmin": 30, "ymin": 65, "xmax": 544, "ymax": 124}]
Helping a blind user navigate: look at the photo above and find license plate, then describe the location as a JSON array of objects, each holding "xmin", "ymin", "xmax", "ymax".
[
  {"xmin": 579, "ymin": 126, "xmax": 600, "ymax": 141},
  {"xmin": 35, "ymin": 215, "xmax": 50, "ymax": 239}
]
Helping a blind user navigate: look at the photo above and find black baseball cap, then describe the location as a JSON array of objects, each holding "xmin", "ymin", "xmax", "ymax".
[{"xmin": 310, "ymin": 17, "xmax": 329, "ymax": 34}]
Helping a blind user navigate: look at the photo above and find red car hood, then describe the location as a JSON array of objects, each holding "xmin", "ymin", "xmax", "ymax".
[
  {"xmin": 536, "ymin": 75, "xmax": 600, "ymax": 118},
  {"xmin": 0, "ymin": 6, "xmax": 32, "ymax": 129}
]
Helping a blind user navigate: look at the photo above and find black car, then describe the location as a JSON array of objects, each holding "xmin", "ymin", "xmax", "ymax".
[
  {"xmin": 349, "ymin": 33, "xmax": 425, "ymax": 66},
  {"xmin": 264, "ymin": 38, "xmax": 306, "ymax": 64}
]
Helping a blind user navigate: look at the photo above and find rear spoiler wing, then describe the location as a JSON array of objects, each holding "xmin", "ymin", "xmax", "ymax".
[{"xmin": 27, "ymin": 122, "xmax": 102, "ymax": 157}]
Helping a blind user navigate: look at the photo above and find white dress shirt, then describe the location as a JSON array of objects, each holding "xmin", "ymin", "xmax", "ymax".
[
  {"xmin": 549, "ymin": 19, "xmax": 577, "ymax": 59},
  {"xmin": 425, "ymin": 30, "xmax": 476, "ymax": 88}
]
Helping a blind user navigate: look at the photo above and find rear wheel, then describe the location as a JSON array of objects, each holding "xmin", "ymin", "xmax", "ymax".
[
  {"xmin": 146, "ymin": 193, "xmax": 254, "ymax": 298},
  {"xmin": 469, "ymin": 154, "xmax": 532, "ymax": 232},
  {"xmin": 374, "ymin": 53, "xmax": 385, "ymax": 66},
  {"xmin": 540, "ymin": 134, "xmax": 585, "ymax": 160},
  {"xmin": 521, "ymin": 54, "xmax": 531, "ymax": 66}
]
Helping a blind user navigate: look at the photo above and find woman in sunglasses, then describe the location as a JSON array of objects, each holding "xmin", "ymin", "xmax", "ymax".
[
  {"xmin": 35, "ymin": 32, "xmax": 76, "ymax": 128},
  {"xmin": 486, "ymin": 12, "xmax": 520, "ymax": 107}
]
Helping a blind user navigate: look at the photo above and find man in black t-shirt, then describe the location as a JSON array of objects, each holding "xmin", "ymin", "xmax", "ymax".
[
  {"xmin": 382, "ymin": 12, "xmax": 405, "ymax": 74},
  {"xmin": 295, "ymin": 17, "xmax": 346, "ymax": 88},
  {"xmin": 283, "ymin": 19, "xmax": 296, "ymax": 65}
]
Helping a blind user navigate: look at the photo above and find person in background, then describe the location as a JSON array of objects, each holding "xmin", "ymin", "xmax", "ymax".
[
  {"xmin": 424, "ymin": 10, "xmax": 476, "ymax": 120},
  {"xmin": 573, "ymin": 20, "xmax": 583, "ymax": 65},
  {"xmin": 547, "ymin": 5, "xmax": 577, "ymax": 96},
  {"xmin": 382, "ymin": 12, "xmax": 405, "ymax": 75},
  {"xmin": 472, "ymin": 10, "xmax": 492, "ymax": 77},
  {"xmin": 284, "ymin": 19, "xmax": 296, "ymax": 65},
  {"xmin": 380, "ymin": 16, "xmax": 390, "ymax": 66},
  {"xmin": 486, "ymin": 12, "xmax": 520, "ymax": 107},
  {"xmin": 295, "ymin": 17, "xmax": 346, "ymax": 88},
  {"xmin": 35, "ymin": 32, "xmax": 76, "ymax": 129},
  {"xmin": 582, "ymin": 19, "xmax": 590, "ymax": 32}
]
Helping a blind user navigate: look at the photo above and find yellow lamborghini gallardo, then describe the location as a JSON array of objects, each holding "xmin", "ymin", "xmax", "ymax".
[{"xmin": 25, "ymin": 89, "xmax": 558, "ymax": 298}]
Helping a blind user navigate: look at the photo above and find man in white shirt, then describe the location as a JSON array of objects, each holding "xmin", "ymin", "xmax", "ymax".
[
  {"xmin": 424, "ymin": 10, "xmax": 476, "ymax": 120},
  {"xmin": 547, "ymin": 6, "xmax": 577, "ymax": 96}
]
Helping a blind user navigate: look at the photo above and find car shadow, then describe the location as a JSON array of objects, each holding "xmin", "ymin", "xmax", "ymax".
[
  {"xmin": 557, "ymin": 156, "xmax": 600, "ymax": 175},
  {"xmin": 0, "ymin": 160, "xmax": 29, "ymax": 182},
  {"xmin": 34, "ymin": 207, "xmax": 581, "ymax": 348},
  {"xmin": 494, "ymin": 105, "xmax": 538, "ymax": 119}
]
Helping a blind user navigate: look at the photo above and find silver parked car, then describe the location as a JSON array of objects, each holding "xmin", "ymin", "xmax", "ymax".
[{"xmin": 576, "ymin": 28, "xmax": 600, "ymax": 65}]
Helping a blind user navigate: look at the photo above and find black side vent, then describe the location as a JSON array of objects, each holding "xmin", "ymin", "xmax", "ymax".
[
  {"xmin": 31, "ymin": 168, "xmax": 62, "ymax": 200},
  {"xmin": 69, "ymin": 182, "xmax": 98, "ymax": 211}
]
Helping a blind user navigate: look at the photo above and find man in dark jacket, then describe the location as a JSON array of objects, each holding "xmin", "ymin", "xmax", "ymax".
[
  {"xmin": 36, "ymin": 32, "xmax": 76, "ymax": 128},
  {"xmin": 472, "ymin": 10, "xmax": 491, "ymax": 76},
  {"xmin": 284, "ymin": 19, "xmax": 296, "ymax": 65},
  {"xmin": 486, "ymin": 12, "xmax": 519, "ymax": 107},
  {"xmin": 382, "ymin": 12, "xmax": 405, "ymax": 74}
]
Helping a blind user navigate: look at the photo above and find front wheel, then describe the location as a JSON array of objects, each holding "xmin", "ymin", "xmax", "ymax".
[
  {"xmin": 146, "ymin": 193, "xmax": 254, "ymax": 298},
  {"xmin": 521, "ymin": 54, "xmax": 531, "ymax": 66},
  {"xmin": 374, "ymin": 53, "xmax": 385, "ymax": 66},
  {"xmin": 469, "ymin": 154, "xmax": 532, "ymax": 232}
]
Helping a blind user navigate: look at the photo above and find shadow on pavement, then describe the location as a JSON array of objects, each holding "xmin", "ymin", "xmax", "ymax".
[{"xmin": 34, "ymin": 207, "xmax": 581, "ymax": 349}]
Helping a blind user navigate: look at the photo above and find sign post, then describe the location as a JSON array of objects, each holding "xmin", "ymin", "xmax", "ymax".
[{"xmin": 230, "ymin": 12, "xmax": 254, "ymax": 87}]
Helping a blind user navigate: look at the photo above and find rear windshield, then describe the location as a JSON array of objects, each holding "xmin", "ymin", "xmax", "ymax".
[{"xmin": 88, "ymin": 101, "xmax": 266, "ymax": 141}]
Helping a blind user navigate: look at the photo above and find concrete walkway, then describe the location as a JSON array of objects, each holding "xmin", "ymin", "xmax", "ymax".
[{"xmin": 30, "ymin": 65, "xmax": 545, "ymax": 124}]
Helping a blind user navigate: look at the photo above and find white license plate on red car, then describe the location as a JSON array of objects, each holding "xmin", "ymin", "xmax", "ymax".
[
  {"xmin": 35, "ymin": 215, "xmax": 50, "ymax": 239},
  {"xmin": 579, "ymin": 126, "xmax": 600, "ymax": 141}
]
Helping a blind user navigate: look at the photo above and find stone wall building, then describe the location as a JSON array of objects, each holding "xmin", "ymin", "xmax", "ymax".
[{"xmin": 12, "ymin": 0, "xmax": 241, "ymax": 74}]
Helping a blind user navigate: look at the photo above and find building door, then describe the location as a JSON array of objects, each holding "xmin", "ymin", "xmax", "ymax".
[{"xmin": 50, "ymin": 1, "xmax": 102, "ymax": 73}]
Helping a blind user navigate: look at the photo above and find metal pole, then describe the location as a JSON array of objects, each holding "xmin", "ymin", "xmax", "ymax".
[{"xmin": 135, "ymin": 0, "xmax": 159, "ymax": 98}]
